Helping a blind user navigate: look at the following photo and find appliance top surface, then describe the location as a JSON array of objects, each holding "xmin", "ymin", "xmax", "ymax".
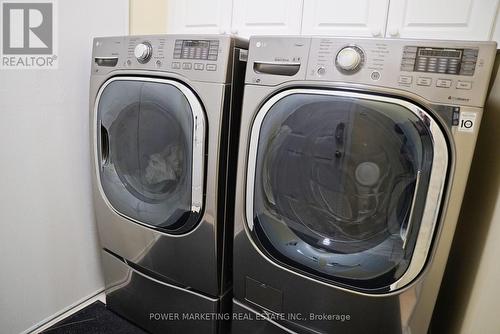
[
  {"xmin": 91, "ymin": 34, "xmax": 248, "ymax": 84},
  {"xmin": 245, "ymin": 36, "xmax": 497, "ymax": 107}
]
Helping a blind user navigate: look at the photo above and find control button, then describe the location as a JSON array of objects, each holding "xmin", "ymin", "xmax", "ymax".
[
  {"xmin": 370, "ymin": 71, "xmax": 381, "ymax": 81},
  {"xmin": 416, "ymin": 77, "xmax": 432, "ymax": 86},
  {"xmin": 398, "ymin": 75, "xmax": 413, "ymax": 85},
  {"xmin": 456, "ymin": 81, "xmax": 472, "ymax": 90},
  {"xmin": 404, "ymin": 46, "xmax": 418, "ymax": 52},
  {"xmin": 460, "ymin": 70, "xmax": 475, "ymax": 76},
  {"xmin": 436, "ymin": 79, "xmax": 452, "ymax": 88},
  {"xmin": 401, "ymin": 59, "xmax": 415, "ymax": 66},
  {"xmin": 461, "ymin": 63, "xmax": 476, "ymax": 70},
  {"xmin": 194, "ymin": 63, "xmax": 204, "ymax": 70},
  {"xmin": 206, "ymin": 64, "xmax": 217, "ymax": 71},
  {"xmin": 172, "ymin": 62, "xmax": 181, "ymax": 69},
  {"xmin": 182, "ymin": 62, "xmax": 192, "ymax": 70},
  {"xmin": 134, "ymin": 42, "xmax": 152, "ymax": 63},
  {"xmin": 336, "ymin": 46, "xmax": 364, "ymax": 72},
  {"xmin": 317, "ymin": 67, "xmax": 326, "ymax": 76}
]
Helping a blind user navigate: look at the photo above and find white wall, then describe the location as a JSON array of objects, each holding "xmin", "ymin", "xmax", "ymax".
[
  {"xmin": 130, "ymin": 0, "xmax": 167, "ymax": 35},
  {"xmin": 0, "ymin": 1, "xmax": 128, "ymax": 333}
]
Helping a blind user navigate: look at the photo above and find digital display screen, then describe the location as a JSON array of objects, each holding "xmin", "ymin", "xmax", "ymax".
[
  {"xmin": 418, "ymin": 48, "xmax": 462, "ymax": 58},
  {"xmin": 183, "ymin": 40, "xmax": 210, "ymax": 49},
  {"xmin": 173, "ymin": 39, "xmax": 218, "ymax": 61}
]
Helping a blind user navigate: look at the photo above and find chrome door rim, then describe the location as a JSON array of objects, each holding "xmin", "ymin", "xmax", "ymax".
[
  {"xmin": 245, "ymin": 88, "xmax": 449, "ymax": 293},
  {"xmin": 93, "ymin": 76, "xmax": 206, "ymax": 235}
]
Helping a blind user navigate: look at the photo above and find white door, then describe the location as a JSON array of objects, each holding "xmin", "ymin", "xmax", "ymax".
[
  {"xmin": 167, "ymin": 0, "xmax": 232, "ymax": 34},
  {"xmin": 231, "ymin": 0, "xmax": 303, "ymax": 38},
  {"xmin": 301, "ymin": 0, "xmax": 389, "ymax": 37},
  {"xmin": 386, "ymin": 0, "xmax": 500, "ymax": 40}
]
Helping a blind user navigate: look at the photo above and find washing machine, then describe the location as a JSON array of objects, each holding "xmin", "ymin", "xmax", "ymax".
[
  {"xmin": 232, "ymin": 36, "xmax": 496, "ymax": 334},
  {"xmin": 89, "ymin": 34, "xmax": 247, "ymax": 334}
]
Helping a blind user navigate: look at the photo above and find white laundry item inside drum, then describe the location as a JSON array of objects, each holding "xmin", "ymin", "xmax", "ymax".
[
  {"xmin": 355, "ymin": 161, "xmax": 381, "ymax": 186},
  {"xmin": 144, "ymin": 144, "xmax": 183, "ymax": 185}
]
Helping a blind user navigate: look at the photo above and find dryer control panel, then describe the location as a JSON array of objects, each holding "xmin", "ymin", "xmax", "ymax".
[
  {"xmin": 246, "ymin": 36, "xmax": 497, "ymax": 108},
  {"xmin": 92, "ymin": 34, "xmax": 248, "ymax": 84}
]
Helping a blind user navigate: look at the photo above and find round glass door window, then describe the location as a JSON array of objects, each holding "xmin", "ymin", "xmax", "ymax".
[
  {"xmin": 250, "ymin": 91, "xmax": 439, "ymax": 291},
  {"xmin": 96, "ymin": 78, "xmax": 205, "ymax": 234}
]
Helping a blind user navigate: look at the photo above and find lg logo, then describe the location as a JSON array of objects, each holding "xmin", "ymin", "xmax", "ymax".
[{"xmin": 1, "ymin": 1, "xmax": 57, "ymax": 69}]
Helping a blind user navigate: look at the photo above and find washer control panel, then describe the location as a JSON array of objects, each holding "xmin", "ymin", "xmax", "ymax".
[
  {"xmin": 303, "ymin": 37, "xmax": 495, "ymax": 107},
  {"xmin": 246, "ymin": 36, "xmax": 496, "ymax": 107}
]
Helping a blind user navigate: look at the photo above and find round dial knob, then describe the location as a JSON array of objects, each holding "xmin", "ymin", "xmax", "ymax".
[
  {"xmin": 134, "ymin": 42, "xmax": 152, "ymax": 63},
  {"xmin": 336, "ymin": 46, "xmax": 364, "ymax": 72}
]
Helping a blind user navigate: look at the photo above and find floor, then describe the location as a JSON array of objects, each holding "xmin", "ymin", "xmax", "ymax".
[{"xmin": 39, "ymin": 301, "xmax": 147, "ymax": 334}]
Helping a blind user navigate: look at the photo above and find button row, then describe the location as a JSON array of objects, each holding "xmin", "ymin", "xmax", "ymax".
[
  {"xmin": 398, "ymin": 75, "xmax": 472, "ymax": 90},
  {"xmin": 171, "ymin": 62, "xmax": 217, "ymax": 71},
  {"xmin": 414, "ymin": 56, "xmax": 461, "ymax": 75}
]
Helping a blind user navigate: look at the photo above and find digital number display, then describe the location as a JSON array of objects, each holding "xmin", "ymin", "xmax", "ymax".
[
  {"xmin": 182, "ymin": 40, "xmax": 210, "ymax": 49},
  {"xmin": 418, "ymin": 48, "xmax": 462, "ymax": 58}
]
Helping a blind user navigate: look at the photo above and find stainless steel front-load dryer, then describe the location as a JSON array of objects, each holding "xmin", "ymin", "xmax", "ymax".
[
  {"xmin": 232, "ymin": 36, "xmax": 496, "ymax": 334},
  {"xmin": 89, "ymin": 34, "xmax": 247, "ymax": 334}
]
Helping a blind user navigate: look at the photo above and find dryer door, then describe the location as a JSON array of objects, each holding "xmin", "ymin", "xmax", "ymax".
[
  {"xmin": 95, "ymin": 77, "xmax": 205, "ymax": 234},
  {"xmin": 247, "ymin": 89, "xmax": 448, "ymax": 292}
]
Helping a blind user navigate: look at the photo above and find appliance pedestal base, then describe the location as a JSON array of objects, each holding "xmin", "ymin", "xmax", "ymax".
[{"xmin": 102, "ymin": 250, "xmax": 226, "ymax": 334}]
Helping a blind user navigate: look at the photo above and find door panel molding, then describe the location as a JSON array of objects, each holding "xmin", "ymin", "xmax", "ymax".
[
  {"xmin": 301, "ymin": 0, "xmax": 389, "ymax": 37},
  {"xmin": 386, "ymin": 0, "xmax": 500, "ymax": 39}
]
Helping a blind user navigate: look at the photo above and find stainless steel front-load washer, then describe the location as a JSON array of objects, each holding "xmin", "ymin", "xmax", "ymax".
[
  {"xmin": 89, "ymin": 34, "xmax": 247, "ymax": 334},
  {"xmin": 232, "ymin": 36, "xmax": 496, "ymax": 334}
]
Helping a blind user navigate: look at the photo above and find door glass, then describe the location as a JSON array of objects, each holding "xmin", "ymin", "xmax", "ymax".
[
  {"xmin": 252, "ymin": 93, "xmax": 434, "ymax": 290},
  {"xmin": 98, "ymin": 80, "xmax": 201, "ymax": 233}
]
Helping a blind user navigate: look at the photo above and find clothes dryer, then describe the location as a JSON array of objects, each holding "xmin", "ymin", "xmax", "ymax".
[{"xmin": 89, "ymin": 34, "xmax": 247, "ymax": 334}]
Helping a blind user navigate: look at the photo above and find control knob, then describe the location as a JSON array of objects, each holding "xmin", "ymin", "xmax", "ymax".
[
  {"xmin": 134, "ymin": 42, "xmax": 152, "ymax": 63},
  {"xmin": 336, "ymin": 46, "xmax": 364, "ymax": 72}
]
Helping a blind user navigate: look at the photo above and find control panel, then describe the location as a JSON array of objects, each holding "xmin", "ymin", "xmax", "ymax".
[
  {"xmin": 91, "ymin": 35, "xmax": 248, "ymax": 84},
  {"xmin": 245, "ymin": 36, "xmax": 497, "ymax": 107},
  {"xmin": 401, "ymin": 46, "xmax": 478, "ymax": 76},
  {"xmin": 173, "ymin": 39, "xmax": 219, "ymax": 61}
]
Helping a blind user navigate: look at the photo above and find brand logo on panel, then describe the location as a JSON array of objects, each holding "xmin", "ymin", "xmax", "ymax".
[{"xmin": 1, "ymin": 0, "xmax": 57, "ymax": 69}]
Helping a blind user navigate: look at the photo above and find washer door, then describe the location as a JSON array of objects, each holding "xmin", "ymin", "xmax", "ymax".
[
  {"xmin": 95, "ymin": 77, "xmax": 205, "ymax": 234},
  {"xmin": 247, "ymin": 89, "xmax": 448, "ymax": 292}
]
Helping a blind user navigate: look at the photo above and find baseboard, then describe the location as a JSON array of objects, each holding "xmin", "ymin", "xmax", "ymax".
[{"xmin": 24, "ymin": 288, "xmax": 106, "ymax": 334}]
